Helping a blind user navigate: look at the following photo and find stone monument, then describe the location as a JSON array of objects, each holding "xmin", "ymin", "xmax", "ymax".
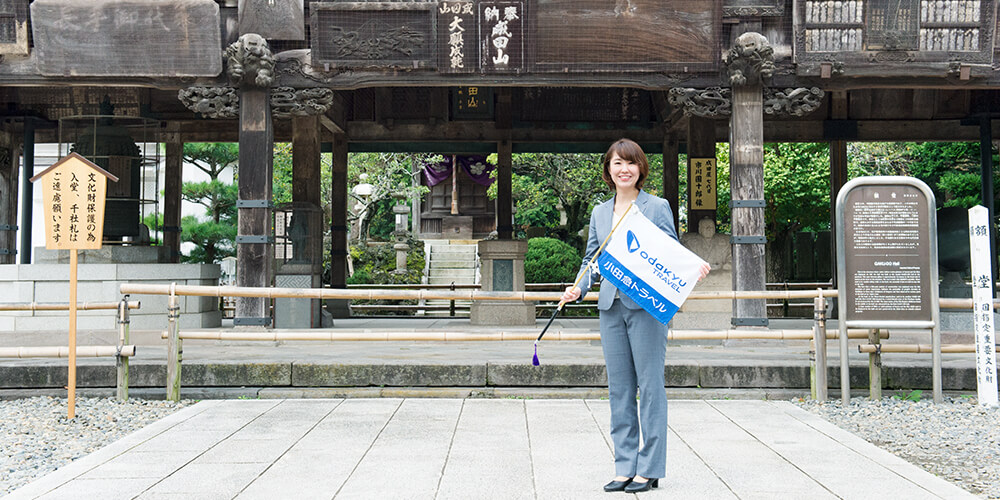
[{"xmin": 674, "ymin": 217, "xmax": 733, "ymax": 330}]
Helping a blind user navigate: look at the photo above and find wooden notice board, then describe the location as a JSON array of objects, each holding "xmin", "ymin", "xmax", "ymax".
[
  {"xmin": 31, "ymin": 153, "xmax": 117, "ymax": 250},
  {"xmin": 29, "ymin": 152, "xmax": 117, "ymax": 419}
]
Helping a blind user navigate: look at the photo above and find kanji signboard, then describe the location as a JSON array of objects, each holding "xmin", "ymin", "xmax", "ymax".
[
  {"xmin": 30, "ymin": 152, "xmax": 117, "ymax": 250},
  {"xmin": 689, "ymin": 158, "xmax": 717, "ymax": 210}
]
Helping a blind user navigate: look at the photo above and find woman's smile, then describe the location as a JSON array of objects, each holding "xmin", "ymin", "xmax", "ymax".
[{"xmin": 609, "ymin": 153, "xmax": 639, "ymax": 191}]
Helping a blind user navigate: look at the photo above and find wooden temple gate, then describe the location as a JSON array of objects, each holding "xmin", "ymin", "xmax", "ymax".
[{"xmin": 0, "ymin": 0, "xmax": 998, "ymax": 327}]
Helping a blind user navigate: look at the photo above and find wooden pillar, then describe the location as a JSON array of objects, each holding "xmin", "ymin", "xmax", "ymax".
[
  {"xmin": 687, "ymin": 116, "xmax": 716, "ymax": 234},
  {"xmin": 662, "ymin": 133, "xmax": 680, "ymax": 229},
  {"xmin": 292, "ymin": 116, "xmax": 321, "ymax": 207},
  {"xmin": 235, "ymin": 86, "xmax": 274, "ymax": 325},
  {"xmin": 496, "ymin": 89, "xmax": 513, "ymax": 239},
  {"xmin": 0, "ymin": 131, "xmax": 17, "ymax": 264},
  {"xmin": 496, "ymin": 139, "xmax": 513, "ymax": 239},
  {"xmin": 19, "ymin": 122, "xmax": 34, "ymax": 263},
  {"xmin": 329, "ymin": 134, "xmax": 349, "ymax": 314},
  {"xmin": 829, "ymin": 91, "xmax": 849, "ymax": 285},
  {"xmin": 163, "ymin": 136, "xmax": 183, "ymax": 264},
  {"xmin": 293, "ymin": 116, "xmax": 322, "ymax": 266},
  {"xmin": 727, "ymin": 31, "xmax": 770, "ymax": 327}
]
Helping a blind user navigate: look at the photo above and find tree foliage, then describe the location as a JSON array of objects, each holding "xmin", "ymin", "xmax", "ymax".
[
  {"xmin": 488, "ymin": 153, "xmax": 609, "ymax": 247},
  {"xmin": 347, "ymin": 153, "xmax": 431, "ymax": 242},
  {"xmin": 180, "ymin": 143, "xmax": 238, "ymax": 263},
  {"xmin": 849, "ymin": 141, "xmax": 992, "ymax": 209}
]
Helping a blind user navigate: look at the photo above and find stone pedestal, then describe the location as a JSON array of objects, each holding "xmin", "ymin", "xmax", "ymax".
[
  {"xmin": 274, "ymin": 263, "xmax": 322, "ymax": 328},
  {"xmin": 471, "ymin": 240, "xmax": 535, "ymax": 325},
  {"xmin": 673, "ymin": 218, "xmax": 734, "ymax": 330}
]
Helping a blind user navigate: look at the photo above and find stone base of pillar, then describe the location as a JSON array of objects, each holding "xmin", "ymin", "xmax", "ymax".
[
  {"xmin": 274, "ymin": 263, "xmax": 322, "ymax": 328},
  {"xmin": 670, "ymin": 269, "xmax": 734, "ymax": 330},
  {"xmin": 473, "ymin": 239, "xmax": 535, "ymax": 325},
  {"xmin": 324, "ymin": 298, "xmax": 351, "ymax": 319},
  {"xmin": 471, "ymin": 301, "xmax": 536, "ymax": 326}
]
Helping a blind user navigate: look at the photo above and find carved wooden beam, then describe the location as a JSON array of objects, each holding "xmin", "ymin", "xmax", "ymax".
[{"xmin": 178, "ymin": 86, "xmax": 334, "ymax": 119}]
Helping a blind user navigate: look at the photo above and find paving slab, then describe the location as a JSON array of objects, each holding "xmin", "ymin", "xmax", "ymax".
[{"xmin": 7, "ymin": 399, "xmax": 976, "ymax": 499}]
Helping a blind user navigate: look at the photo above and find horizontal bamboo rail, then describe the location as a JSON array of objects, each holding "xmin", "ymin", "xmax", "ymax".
[
  {"xmin": 940, "ymin": 298, "xmax": 1000, "ymax": 310},
  {"xmin": 161, "ymin": 328, "xmax": 880, "ymax": 342},
  {"xmin": 0, "ymin": 301, "xmax": 140, "ymax": 312},
  {"xmin": 859, "ymin": 344, "xmax": 978, "ymax": 354},
  {"xmin": 121, "ymin": 283, "xmax": 837, "ymax": 302},
  {"xmin": 0, "ymin": 345, "xmax": 136, "ymax": 358}
]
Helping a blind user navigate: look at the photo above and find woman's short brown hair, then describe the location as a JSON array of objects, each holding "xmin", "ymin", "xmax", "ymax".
[{"xmin": 602, "ymin": 138, "xmax": 649, "ymax": 191}]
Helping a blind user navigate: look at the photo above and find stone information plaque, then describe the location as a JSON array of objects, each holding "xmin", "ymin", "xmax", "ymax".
[{"xmin": 839, "ymin": 179, "xmax": 935, "ymax": 323}]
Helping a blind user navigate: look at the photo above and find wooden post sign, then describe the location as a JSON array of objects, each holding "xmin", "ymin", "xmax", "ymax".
[
  {"xmin": 29, "ymin": 152, "xmax": 118, "ymax": 419},
  {"xmin": 969, "ymin": 205, "xmax": 999, "ymax": 406}
]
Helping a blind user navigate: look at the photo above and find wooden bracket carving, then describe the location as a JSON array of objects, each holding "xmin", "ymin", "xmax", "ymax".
[
  {"xmin": 225, "ymin": 33, "xmax": 276, "ymax": 88},
  {"xmin": 179, "ymin": 86, "xmax": 333, "ymax": 119},
  {"xmin": 763, "ymin": 87, "xmax": 825, "ymax": 117},
  {"xmin": 668, "ymin": 87, "xmax": 731, "ymax": 117},
  {"xmin": 177, "ymin": 87, "xmax": 239, "ymax": 119},
  {"xmin": 724, "ymin": 32, "xmax": 774, "ymax": 86},
  {"xmin": 669, "ymin": 86, "xmax": 824, "ymax": 118}
]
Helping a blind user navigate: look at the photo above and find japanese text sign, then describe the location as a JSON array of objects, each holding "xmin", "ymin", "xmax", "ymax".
[
  {"xmin": 969, "ymin": 205, "xmax": 998, "ymax": 406},
  {"xmin": 30, "ymin": 153, "xmax": 118, "ymax": 250},
  {"xmin": 689, "ymin": 158, "xmax": 717, "ymax": 210}
]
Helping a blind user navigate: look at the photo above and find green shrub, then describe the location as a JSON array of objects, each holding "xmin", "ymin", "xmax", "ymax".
[
  {"xmin": 525, "ymin": 237, "xmax": 580, "ymax": 283},
  {"xmin": 347, "ymin": 237, "xmax": 426, "ymax": 285}
]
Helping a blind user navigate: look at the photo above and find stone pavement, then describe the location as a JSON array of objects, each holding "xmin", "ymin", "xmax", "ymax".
[
  {"xmin": 7, "ymin": 398, "xmax": 974, "ymax": 499},
  {"xmin": 0, "ymin": 317, "xmax": 980, "ymax": 397}
]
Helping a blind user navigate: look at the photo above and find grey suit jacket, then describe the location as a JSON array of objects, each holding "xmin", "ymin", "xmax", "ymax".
[{"xmin": 575, "ymin": 190, "xmax": 679, "ymax": 310}]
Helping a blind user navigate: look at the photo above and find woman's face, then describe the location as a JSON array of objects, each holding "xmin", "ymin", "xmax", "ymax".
[{"xmin": 608, "ymin": 153, "xmax": 640, "ymax": 192}]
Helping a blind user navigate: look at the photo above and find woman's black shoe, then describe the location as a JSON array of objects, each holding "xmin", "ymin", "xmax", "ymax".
[
  {"xmin": 624, "ymin": 478, "xmax": 658, "ymax": 493},
  {"xmin": 603, "ymin": 478, "xmax": 633, "ymax": 492}
]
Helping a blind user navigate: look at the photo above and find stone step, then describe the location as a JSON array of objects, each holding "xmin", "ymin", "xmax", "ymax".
[
  {"xmin": 427, "ymin": 277, "xmax": 477, "ymax": 285},
  {"xmin": 427, "ymin": 268, "xmax": 476, "ymax": 279},
  {"xmin": 428, "ymin": 263, "xmax": 477, "ymax": 271}
]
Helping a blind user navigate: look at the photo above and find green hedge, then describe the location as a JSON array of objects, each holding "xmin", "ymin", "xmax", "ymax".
[{"xmin": 525, "ymin": 237, "xmax": 580, "ymax": 283}]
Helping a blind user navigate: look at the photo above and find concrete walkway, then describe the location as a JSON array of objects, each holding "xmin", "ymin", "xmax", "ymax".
[{"xmin": 8, "ymin": 399, "xmax": 974, "ymax": 499}]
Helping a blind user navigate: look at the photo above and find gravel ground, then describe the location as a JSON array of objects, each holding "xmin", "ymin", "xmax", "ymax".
[
  {"xmin": 795, "ymin": 395, "xmax": 1000, "ymax": 499},
  {"xmin": 0, "ymin": 396, "xmax": 190, "ymax": 496}
]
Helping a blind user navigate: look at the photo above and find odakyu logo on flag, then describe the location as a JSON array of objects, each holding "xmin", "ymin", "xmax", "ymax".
[{"xmin": 597, "ymin": 207, "xmax": 707, "ymax": 325}]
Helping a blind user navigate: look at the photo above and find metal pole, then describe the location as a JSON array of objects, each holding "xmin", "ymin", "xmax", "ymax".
[
  {"xmin": 166, "ymin": 284, "xmax": 182, "ymax": 402},
  {"xmin": 116, "ymin": 295, "xmax": 130, "ymax": 401},
  {"xmin": 812, "ymin": 291, "xmax": 828, "ymax": 401},
  {"xmin": 19, "ymin": 121, "xmax": 34, "ymax": 264}
]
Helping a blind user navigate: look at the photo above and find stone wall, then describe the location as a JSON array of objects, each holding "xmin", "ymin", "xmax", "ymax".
[{"xmin": 0, "ymin": 263, "xmax": 221, "ymax": 332}]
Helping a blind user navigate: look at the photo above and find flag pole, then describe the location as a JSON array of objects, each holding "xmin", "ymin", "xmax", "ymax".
[{"xmin": 533, "ymin": 202, "xmax": 637, "ymax": 365}]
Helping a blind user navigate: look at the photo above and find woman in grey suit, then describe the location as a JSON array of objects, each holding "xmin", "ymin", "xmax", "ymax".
[{"xmin": 562, "ymin": 139, "xmax": 710, "ymax": 493}]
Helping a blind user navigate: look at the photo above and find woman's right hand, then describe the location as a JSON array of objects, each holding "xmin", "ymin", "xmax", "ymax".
[{"xmin": 560, "ymin": 286, "xmax": 582, "ymax": 304}]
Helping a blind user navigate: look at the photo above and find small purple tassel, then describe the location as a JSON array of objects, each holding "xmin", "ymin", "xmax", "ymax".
[{"xmin": 532, "ymin": 342, "xmax": 540, "ymax": 366}]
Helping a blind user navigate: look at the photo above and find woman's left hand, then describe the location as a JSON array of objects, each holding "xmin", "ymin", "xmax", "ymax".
[{"xmin": 698, "ymin": 263, "xmax": 711, "ymax": 282}]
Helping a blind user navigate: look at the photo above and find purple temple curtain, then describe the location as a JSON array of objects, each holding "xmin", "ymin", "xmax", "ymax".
[{"xmin": 422, "ymin": 155, "xmax": 494, "ymax": 187}]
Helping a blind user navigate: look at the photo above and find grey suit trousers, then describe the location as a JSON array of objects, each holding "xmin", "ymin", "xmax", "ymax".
[{"xmin": 600, "ymin": 298, "xmax": 668, "ymax": 479}]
